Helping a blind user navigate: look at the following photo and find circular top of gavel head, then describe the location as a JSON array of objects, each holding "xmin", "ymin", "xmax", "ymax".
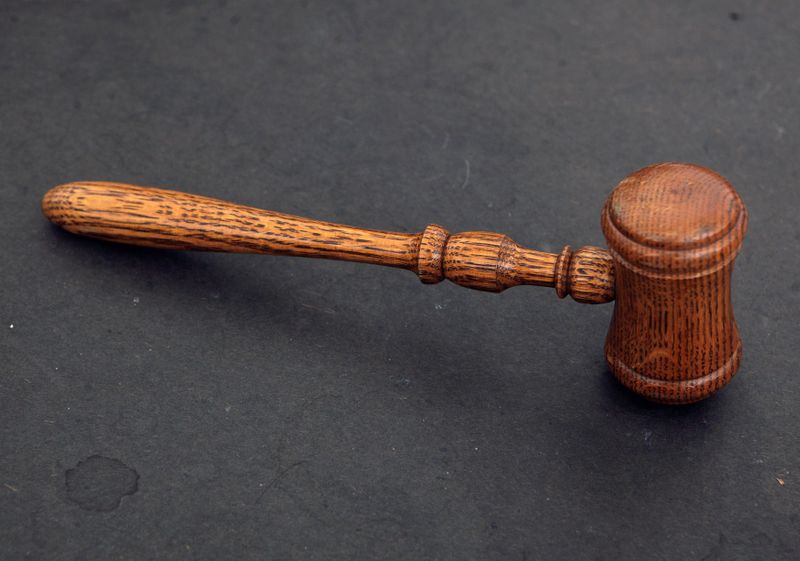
[{"xmin": 600, "ymin": 163, "xmax": 748, "ymax": 404}]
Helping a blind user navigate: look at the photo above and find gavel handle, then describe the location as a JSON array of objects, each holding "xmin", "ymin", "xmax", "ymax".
[{"xmin": 41, "ymin": 182, "xmax": 614, "ymax": 303}]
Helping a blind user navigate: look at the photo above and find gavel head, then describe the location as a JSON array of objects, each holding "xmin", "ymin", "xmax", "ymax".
[{"xmin": 601, "ymin": 163, "xmax": 748, "ymax": 404}]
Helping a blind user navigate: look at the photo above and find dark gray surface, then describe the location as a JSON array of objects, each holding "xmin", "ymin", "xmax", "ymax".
[{"xmin": 2, "ymin": 1, "xmax": 799, "ymax": 559}]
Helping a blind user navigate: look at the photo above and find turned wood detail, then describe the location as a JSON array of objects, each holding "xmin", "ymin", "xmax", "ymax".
[
  {"xmin": 601, "ymin": 163, "xmax": 747, "ymax": 404},
  {"xmin": 40, "ymin": 163, "xmax": 749, "ymax": 405},
  {"xmin": 41, "ymin": 181, "xmax": 615, "ymax": 303}
]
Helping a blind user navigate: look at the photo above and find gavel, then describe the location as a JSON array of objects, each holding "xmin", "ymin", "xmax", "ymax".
[{"xmin": 42, "ymin": 162, "xmax": 748, "ymax": 404}]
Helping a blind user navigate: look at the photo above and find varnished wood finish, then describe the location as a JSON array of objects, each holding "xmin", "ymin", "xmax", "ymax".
[
  {"xmin": 41, "ymin": 181, "xmax": 614, "ymax": 303},
  {"xmin": 601, "ymin": 163, "xmax": 748, "ymax": 404},
  {"xmin": 41, "ymin": 163, "xmax": 748, "ymax": 404}
]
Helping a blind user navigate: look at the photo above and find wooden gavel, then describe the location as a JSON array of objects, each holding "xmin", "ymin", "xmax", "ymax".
[{"xmin": 42, "ymin": 162, "xmax": 748, "ymax": 404}]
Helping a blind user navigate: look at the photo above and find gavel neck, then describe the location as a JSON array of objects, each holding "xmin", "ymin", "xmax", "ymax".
[{"xmin": 414, "ymin": 226, "xmax": 614, "ymax": 303}]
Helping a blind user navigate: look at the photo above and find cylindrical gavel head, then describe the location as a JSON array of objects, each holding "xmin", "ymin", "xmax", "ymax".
[{"xmin": 601, "ymin": 163, "xmax": 748, "ymax": 404}]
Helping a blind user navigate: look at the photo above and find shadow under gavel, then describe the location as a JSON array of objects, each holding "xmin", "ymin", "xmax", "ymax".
[{"xmin": 42, "ymin": 162, "xmax": 748, "ymax": 405}]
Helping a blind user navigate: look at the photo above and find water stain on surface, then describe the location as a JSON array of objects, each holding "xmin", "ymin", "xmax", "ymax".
[{"xmin": 65, "ymin": 455, "xmax": 139, "ymax": 512}]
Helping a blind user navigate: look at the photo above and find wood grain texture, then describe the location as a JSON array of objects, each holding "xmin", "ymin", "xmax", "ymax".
[
  {"xmin": 41, "ymin": 163, "xmax": 748, "ymax": 404},
  {"xmin": 41, "ymin": 181, "xmax": 615, "ymax": 304},
  {"xmin": 601, "ymin": 163, "xmax": 748, "ymax": 404}
]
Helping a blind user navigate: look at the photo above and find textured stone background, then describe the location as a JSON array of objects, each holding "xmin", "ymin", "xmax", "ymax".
[{"xmin": 1, "ymin": 1, "xmax": 799, "ymax": 559}]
